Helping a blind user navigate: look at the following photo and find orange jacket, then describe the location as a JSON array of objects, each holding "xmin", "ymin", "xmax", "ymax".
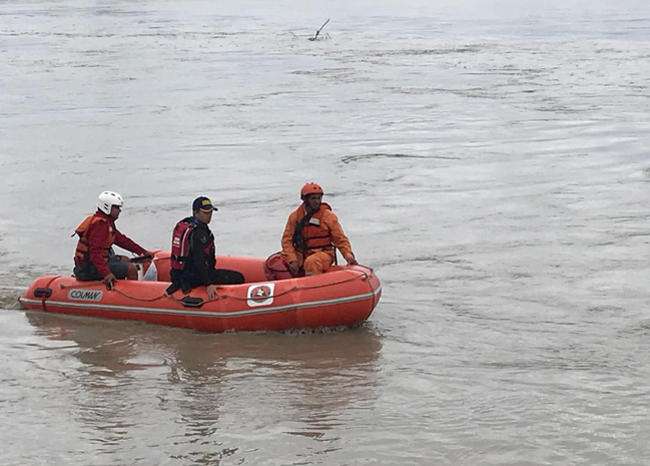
[{"xmin": 281, "ymin": 203, "xmax": 353, "ymax": 264}]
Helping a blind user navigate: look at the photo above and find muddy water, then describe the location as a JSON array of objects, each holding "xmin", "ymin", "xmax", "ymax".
[{"xmin": 2, "ymin": 0, "xmax": 650, "ymax": 464}]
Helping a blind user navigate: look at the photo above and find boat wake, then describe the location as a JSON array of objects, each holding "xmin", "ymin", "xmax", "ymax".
[{"xmin": 0, "ymin": 287, "xmax": 23, "ymax": 310}]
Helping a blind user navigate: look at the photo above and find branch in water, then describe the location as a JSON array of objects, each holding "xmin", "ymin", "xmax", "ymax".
[{"xmin": 309, "ymin": 18, "xmax": 330, "ymax": 41}]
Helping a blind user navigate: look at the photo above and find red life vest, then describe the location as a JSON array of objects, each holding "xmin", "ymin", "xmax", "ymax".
[
  {"xmin": 301, "ymin": 203, "xmax": 334, "ymax": 255},
  {"xmin": 74, "ymin": 213, "xmax": 115, "ymax": 264},
  {"xmin": 170, "ymin": 217, "xmax": 198, "ymax": 271}
]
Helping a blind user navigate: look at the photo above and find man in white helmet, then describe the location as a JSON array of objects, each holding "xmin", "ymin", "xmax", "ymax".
[{"xmin": 73, "ymin": 191, "xmax": 151, "ymax": 289}]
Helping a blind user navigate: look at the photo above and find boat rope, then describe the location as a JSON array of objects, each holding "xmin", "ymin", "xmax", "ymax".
[
  {"xmin": 39, "ymin": 275, "xmax": 60, "ymax": 311},
  {"xmin": 214, "ymin": 270, "xmax": 370, "ymax": 303},
  {"xmin": 57, "ymin": 268, "xmax": 373, "ymax": 304}
]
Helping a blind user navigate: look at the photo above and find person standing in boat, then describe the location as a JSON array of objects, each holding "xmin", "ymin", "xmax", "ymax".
[
  {"xmin": 165, "ymin": 196, "xmax": 244, "ymax": 299},
  {"xmin": 73, "ymin": 191, "xmax": 151, "ymax": 289},
  {"xmin": 281, "ymin": 182, "xmax": 357, "ymax": 276}
]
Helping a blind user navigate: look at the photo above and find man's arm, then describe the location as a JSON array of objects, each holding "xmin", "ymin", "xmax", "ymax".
[
  {"xmin": 189, "ymin": 229, "xmax": 213, "ymax": 285},
  {"xmin": 326, "ymin": 212, "xmax": 356, "ymax": 264},
  {"xmin": 87, "ymin": 222, "xmax": 112, "ymax": 277},
  {"xmin": 113, "ymin": 230, "xmax": 147, "ymax": 256},
  {"xmin": 281, "ymin": 211, "xmax": 299, "ymax": 263}
]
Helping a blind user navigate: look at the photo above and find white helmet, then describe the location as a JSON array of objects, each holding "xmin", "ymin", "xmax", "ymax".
[{"xmin": 97, "ymin": 191, "xmax": 124, "ymax": 214}]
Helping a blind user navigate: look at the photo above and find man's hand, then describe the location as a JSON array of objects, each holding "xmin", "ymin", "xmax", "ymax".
[
  {"xmin": 102, "ymin": 273, "xmax": 116, "ymax": 290},
  {"xmin": 344, "ymin": 253, "xmax": 358, "ymax": 266},
  {"xmin": 288, "ymin": 261, "xmax": 300, "ymax": 275},
  {"xmin": 206, "ymin": 284, "xmax": 219, "ymax": 301}
]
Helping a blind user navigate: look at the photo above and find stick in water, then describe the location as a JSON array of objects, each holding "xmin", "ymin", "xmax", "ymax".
[{"xmin": 309, "ymin": 18, "xmax": 330, "ymax": 41}]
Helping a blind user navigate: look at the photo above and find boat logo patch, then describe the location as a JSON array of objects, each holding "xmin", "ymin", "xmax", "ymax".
[
  {"xmin": 247, "ymin": 283, "xmax": 275, "ymax": 307},
  {"xmin": 68, "ymin": 289, "xmax": 103, "ymax": 301}
]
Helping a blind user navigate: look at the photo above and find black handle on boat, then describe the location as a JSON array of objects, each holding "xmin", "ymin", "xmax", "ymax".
[
  {"xmin": 34, "ymin": 287, "xmax": 53, "ymax": 298},
  {"xmin": 181, "ymin": 296, "xmax": 204, "ymax": 308}
]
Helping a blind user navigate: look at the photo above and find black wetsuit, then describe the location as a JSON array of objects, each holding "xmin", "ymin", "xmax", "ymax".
[{"xmin": 167, "ymin": 221, "xmax": 244, "ymax": 294}]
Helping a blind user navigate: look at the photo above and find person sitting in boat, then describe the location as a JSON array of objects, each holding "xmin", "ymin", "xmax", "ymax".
[
  {"xmin": 281, "ymin": 182, "xmax": 357, "ymax": 276},
  {"xmin": 165, "ymin": 196, "xmax": 244, "ymax": 300},
  {"xmin": 73, "ymin": 191, "xmax": 152, "ymax": 289}
]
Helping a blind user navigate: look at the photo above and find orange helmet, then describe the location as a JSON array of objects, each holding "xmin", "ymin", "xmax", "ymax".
[{"xmin": 300, "ymin": 182, "xmax": 324, "ymax": 199}]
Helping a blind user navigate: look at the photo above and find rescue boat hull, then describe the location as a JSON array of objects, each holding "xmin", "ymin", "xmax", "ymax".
[{"xmin": 19, "ymin": 256, "xmax": 381, "ymax": 333}]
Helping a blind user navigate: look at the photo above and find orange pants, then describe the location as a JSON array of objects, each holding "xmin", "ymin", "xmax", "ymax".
[{"xmin": 303, "ymin": 251, "xmax": 334, "ymax": 275}]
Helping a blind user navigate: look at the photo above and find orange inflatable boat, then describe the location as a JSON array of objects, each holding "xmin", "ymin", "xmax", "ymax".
[{"xmin": 19, "ymin": 252, "xmax": 382, "ymax": 333}]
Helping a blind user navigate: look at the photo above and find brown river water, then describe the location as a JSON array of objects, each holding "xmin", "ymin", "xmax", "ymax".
[{"xmin": 1, "ymin": 0, "xmax": 650, "ymax": 464}]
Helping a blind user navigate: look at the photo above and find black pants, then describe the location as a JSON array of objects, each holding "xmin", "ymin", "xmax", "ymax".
[
  {"xmin": 167, "ymin": 268, "xmax": 245, "ymax": 294},
  {"xmin": 74, "ymin": 257, "xmax": 129, "ymax": 281}
]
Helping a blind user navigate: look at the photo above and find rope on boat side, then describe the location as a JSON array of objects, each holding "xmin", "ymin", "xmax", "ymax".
[
  {"xmin": 56, "ymin": 269, "xmax": 373, "ymax": 304},
  {"xmin": 219, "ymin": 270, "xmax": 371, "ymax": 302}
]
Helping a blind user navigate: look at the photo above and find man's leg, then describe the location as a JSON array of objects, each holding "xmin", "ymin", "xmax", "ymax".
[
  {"xmin": 303, "ymin": 251, "xmax": 334, "ymax": 275},
  {"xmin": 110, "ymin": 255, "xmax": 139, "ymax": 280},
  {"xmin": 214, "ymin": 269, "xmax": 245, "ymax": 284},
  {"xmin": 108, "ymin": 257, "xmax": 130, "ymax": 279},
  {"xmin": 73, "ymin": 262, "xmax": 102, "ymax": 281}
]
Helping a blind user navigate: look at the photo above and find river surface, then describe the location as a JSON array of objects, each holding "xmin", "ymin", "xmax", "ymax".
[{"xmin": 2, "ymin": 0, "xmax": 650, "ymax": 464}]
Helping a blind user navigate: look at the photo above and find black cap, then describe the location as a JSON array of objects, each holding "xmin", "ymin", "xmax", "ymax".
[{"xmin": 192, "ymin": 196, "xmax": 218, "ymax": 212}]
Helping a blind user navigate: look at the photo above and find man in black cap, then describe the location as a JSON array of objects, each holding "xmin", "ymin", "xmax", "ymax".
[{"xmin": 166, "ymin": 196, "xmax": 244, "ymax": 299}]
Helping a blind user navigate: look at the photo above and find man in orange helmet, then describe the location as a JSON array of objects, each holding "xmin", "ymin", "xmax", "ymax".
[{"xmin": 281, "ymin": 182, "xmax": 357, "ymax": 276}]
